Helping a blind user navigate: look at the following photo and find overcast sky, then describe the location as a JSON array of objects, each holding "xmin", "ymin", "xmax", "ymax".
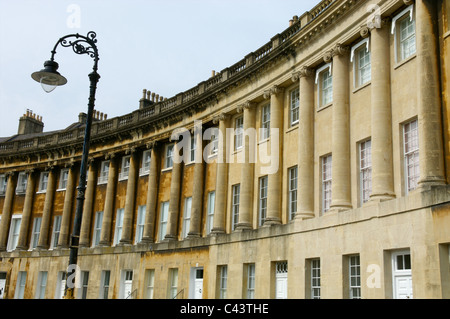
[{"xmin": 0, "ymin": 0, "xmax": 318, "ymax": 137}]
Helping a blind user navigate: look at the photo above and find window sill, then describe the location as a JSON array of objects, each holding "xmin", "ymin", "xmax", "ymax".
[
  {"xmin": 161, "ymin": 167, "xmax": 173, "ymax": 173},
  {"xmin": 258, "ymin": 138, "xmax": 270, "ymax": 145},
  {"xmin": 317, "ymin": 103, "xmax": 332, "ymax": 112},
  {"xmin": 286, "ymin": 125, "xmax": 298, "ymax": 134},
  {"xmin": 56, "ymin": 188, "xmax": 67, "ymax": 192},
  {"xmin": 394, "ymin": 54, "xmax": 416, "ymax": 70},
  {"xmin": 36, "ymin": 190, "xmax": 46, "ymax": 194},
  {"xmin": 353, "ymin": 81, "xmax": 371, "ymax": 94},
  {"xmin": 444, "ymin": 30, "xmax": 450, "ymax": 40}
]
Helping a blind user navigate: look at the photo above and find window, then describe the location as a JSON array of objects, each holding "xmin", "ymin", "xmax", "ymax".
[
  {"xmin": 209, "ymin": 128, "xmax": 219, "ymax": 156},
  {"xmin": 50, "ymin": 215, "xmax": 62, "ymax": 249},
  {"xmin": 231, "ymin": 184, "xmax": 240, "ymax": 231},
  {"xmin": 349, "ymin": 255, "xmax": 361, "ymax": 299},
  {"xmin": 58, "ymin": 168, "xmax": 70, "ymax": 190},
  {"xmin": 321, "ymin": 155, "xmax": 332, "ymax": 213},
  {"xmin": 0, "ymin": 174, "xmax": 6, "ymax": 195},
  {"xmin": 261, "ymin": 104, "xmax": 271, "ymax": 140},
  {"xmin": 392, "ymin": 5, "xmax": 416, "ymax": 63},
  {"xmin": 189, "ymin": 135, "xmax": 196, "ymax": 163},
  {"xmin": 98, "ymin": 160, "xmax": 110, "ymax": 184},
  {"xmin": 168, "ymin": 268, "xmax": 179, "ymax": 299},
  {"xmin": 35, "ymin": 271, "xmax": 48, "ymax": 299},
  {"xmin": 38, "ymin": 171, "xmax": 49, "ymax": 192},
  {"xmin": 446, "ymin": 0, "xmax": 450, "ymax": 32},
  {"xmin": 16, "ymin": 172, "xmax": 28, "ymax": 194},
  {"xmin": 145, "ymin": 269, "xmax": 155, "ymax": 299},
  {"xmin": 7, "ymin": 215, "xmax": 21, "ymax": 251},
  {"xmin": 311, "ymin": 259, "xmax": 321, "ymax": 299},
  {"xmin": 113, "ymin": 208, "xmax": 124, "ymax": 245},
  {"xmin": 165, "ymin": 144, "xmax": 174, "ymax": 169},
  {"xmin": 259, "ymin": 176, "xmax": 268, "ymax": 226},
  {"xmin": 55, "ymin": 271, "xmax": 66, "ymax": 299},
  {"xmin": 246, "ymin": 264, "xmax": 255, "ymax": 299},
  {"xmin": 290, "ymin": 88, "xmax": 300, "ymax": 126},
  {"xmin": 351, "ymin": 38, "xmax": 371, "ymax": 87},
  {"xmin": 206, "ymin": 191, "xmax": 215, "ymax": 235},
  {"xmin": 92, "ymin": 211, "xmax": 103, "ymax": 247},
  {"xmin": 360, "ymin": 140, "xmax": 372, "ymax": 204},
  {"xmin": 135, "ymin": 205, "xmax": 146, "ymax": 244},
  {"xmin": 288, "ymin": 166, "xmax": 298, "ymax": 220},
  {"xmin": 316, "ymin": 63, "xmax": 333, "ymax": 107},
  {"xmin": 119, "ymin": 156, "xmax": 131, "ymax": 181},
  {"xmin": 403, "ymin": 119, "xmax": 419, "ymax": 193},
  {"xmin": 31, "ymin": 217, "xmax": 42, "ymax": 249},
  {"xmin": 140, "ymin": 150, "xmax": 151, "ymax": 175},
  {"xmin": 100, "ymin": 270, "xmax": 110, "ymax": 299},
  {"xmin": 159, "ymin": 202, "xmax": 169, "ymax": 241},
  {"xmin": 14, "ymin": 271, "xmax": 27, "ymax": 299},
  {"xmin": 79, "ymin": 271, "xmax": 89, "ymax": 299},
  {"xmin": 182, "ymin": 197, "xmax": 192, "ymax": 239},
  {"xmin": 235, "ymin": 116, "xmax": 244, "ymax": 150},
  {"xmin": 219, "ymin": 265, "xmax": 228, "ymax": 299}
]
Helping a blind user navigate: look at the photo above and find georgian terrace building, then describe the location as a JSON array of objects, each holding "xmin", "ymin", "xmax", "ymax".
[{"xmin": 0, "ymin": 0, "xmax": 450, "ymax": 299}]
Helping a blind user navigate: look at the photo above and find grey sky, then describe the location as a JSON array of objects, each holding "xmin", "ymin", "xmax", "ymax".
[{"xmin": 0, "ymin": 0, "xmax": 317, "ymax": 137}]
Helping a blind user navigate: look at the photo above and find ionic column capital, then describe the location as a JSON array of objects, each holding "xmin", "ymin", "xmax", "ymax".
[
  {"xmin": 292, "ymin": 66, "xmax": 315, "ymax": 82},
  {"xmin": 263, "ymin": 85, "xmax": 284, "ymax": 99},
  {"xmin": 212, "ymin": 112, "xmax": 230, "ymax": 124}
]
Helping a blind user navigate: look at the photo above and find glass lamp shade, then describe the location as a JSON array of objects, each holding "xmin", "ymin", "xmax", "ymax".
[{"xmin": 31, "ymin": 60, "xmax": 67, "ymax": 93}]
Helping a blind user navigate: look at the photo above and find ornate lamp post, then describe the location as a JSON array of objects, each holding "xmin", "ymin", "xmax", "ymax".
[{"xmin": 31, "ymin": 31, "xmax": 100, "ymax": 299}]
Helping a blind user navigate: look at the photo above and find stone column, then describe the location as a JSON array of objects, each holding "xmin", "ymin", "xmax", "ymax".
[
  {"xmin": 120, "ymin": 149, "xmax": 139, "ymax": 245},
  {"xmin": 211, "ymin": 114, "xmax": 230, "ymax": 234},
  {"xmin": 293, "ymin": 67, "xmax": 315, "ymax": 219},
  {"xmin": 142, "ymin": 145, "xmax": 159, "ymax": 243},
  {"xmin": 416, "ymin": 0, "xmax": 446, "ymax": 188},
  {"xmin": 79, "ymin": 159, "xmax": 97, "ymax": 247},
  {"xmin": 369, "ymin": 23, "xmax": 396, "ymax": 201},
  {"xmin": 188, "ymin": 124, "xmax": 204, "ymax": 238},
  {"xmin": 16, "ymin": 170, "xmax": 36, "ymax": 250},
  {"xmin": 58, "ymin": 165, "xmax": 77, "ymax": 248},
  {"xmin": 37, "ymin": 168, "xmax": 57, "ymax": 249},
  {"xmin": 236, "ymin": 103, "xmax": 256, "ymax": 231},
  {"xmin": 99, "ymin": 154, "xmax": 118, "ymax": 246},
  {"xmin": 264, "ymin": 86, "xmax": 284, "ymax": 225},
  {"xmin": 329, "ymin": 44, "xmax": 352, "ymax": 212},
  {"xmin": 165, "ymin": 141, "xmax": 183, "ymax": 241},
  {"xmin": 0, "ymin": 172, "xmax": 17, "ymax": 250}
]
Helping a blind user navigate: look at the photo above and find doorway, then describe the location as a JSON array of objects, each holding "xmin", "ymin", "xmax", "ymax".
[
  {"xmin": 392, "ymin": 250, "xmax": 413, "ymax": 299},
  {"xmin": 189, "ymin": 267, "xmax": 203, "ymax": 299}
]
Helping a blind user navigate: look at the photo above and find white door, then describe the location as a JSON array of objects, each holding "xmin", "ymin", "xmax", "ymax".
[
  {"xmin": 392, "ymin": 250, "xmax": 413, "ymax": 299},
  {"xmin": 275, "ymin": 262, "xmax": 288, "ymax": 299},
  {"xmin": 394, "ymin": 276, "xmax": 413, "ymax": 299},
  {"xmin": 123, "ymin": 271, "xmax": 133, "ymax": 299},
  {"xmin": 0, "ymin": 272, "xmax": 6, "ymax": 299},
  {"xmin": 190, "ymin": 268, "xmax": 203, "ymax": 299}
]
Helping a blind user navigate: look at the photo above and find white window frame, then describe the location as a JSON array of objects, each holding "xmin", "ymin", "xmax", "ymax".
[
  {"xmin": 16, "ymin": 172, "xmax": 28, "ymax": 194},
  {"xmin": 311, "ymin": 259, "xmax": 321, "ymax": 299},
  {"xmin": 392, "ymin": 5, "xmax": 416, "ymax": 63},
  {"xmin": 55, "ymin": 271, "xmax": 66, "ymax": 299},
  {"xmin": 403, "ymin": 119, "xmax": 419, "ymax": 193},
  {"xmin": 78, "ymin": 271, "xmax": 89, "ymax": 299},
  {"xmin": 159, "ymin": 202, "xmax": 169, "ymax": 241},
  {"xmin": 14, "ymin": 271, "xmax": 27, "ymax": 299},
  {"xmin": 351, "ymin": 38, "xmax": 371, "ymax": 88},
  {"xmin": 260, "ymin": 104, "xmax": 271, "ymax": 141},
  {"xmin": 145, "ymin": 269, "xmax": 155, "ymax": 299},
  {"xmin": 113, "ymin": 208, "xmax": 124, "ymax": 246},
  {"xmin": 321, "ymin": 155, "xmax": 332, "ymax": 213},
  {"xmin": 119, "ymin": 156, "xmax": 131, "ymax": 181},
  {"xmin": 140, "ymin": 150, "xmax": 151, "ymax": 176},
  {"xmin": 99, "ymin": 270, "xmax": 111, "ymax": 299},
  {"xmin": 288, "ymin": 166, "xmax": 298, "ymax": 220},
  {"xmin": 35, "ymin": 271, "xmax": 48, "ymax": 299},
  {"xmin": 0, "ymin": 174, "xmax": 6, "ymax": 195},
  {"xmin": 231, "ymin": 184, "xmax": 240, "ymax": 231},
  {"xmin": 30, "ymin": 217, "xmax": 42, "ymax": 249},
  {"xmin": 189, "ymin": 135, "xmax": 196, "ymax": 163},
  {"xmin": 349, "ymin": 255, "xmax": 361, "ymax": 299},
  {"xmin": 7, "ymin": 215, "xmax": 21, "ymax": 251},
  {"xmin": 168, "ymin": 268, "xmax": 179, "ymax": 299},
  {"xmin": 246, "ymin": 263, "xmax": 256, "ymax": 299},
  {"xmin": 50, "ymin": 215, "xmax": 62, "ymax": 249},
  {"xmin": 92, "ymin": 211, "xmax": 103, "ymax": 247},
  {"xmin": 135, "ymin": 205, "xmax": 146, "ymax": 244},
  {"xmin": 290, "ymin": 87, "xmax": 300, "ymax": 126},
  {"xmin": 98, "ymin": 160, "xmax": 110, "ymax": 185},
  {"xmin": 165, "ymin": 144, "xmax": 174, "ymax": 169},
  {"xmin": 259, "ymin": 176, "xmax": 268, "ymax": 226},
  {"xmin": 315, "ymin": 63, "xmax": 333, "ymax": 108},
  {"xmin": 359, "ymin": 140, "xmax": 372, "ymax": 204},
  {"xmin": 209, "ymin": 128, "xmax": 219, "ymax": 156},
  {"xmin": 206, "ymin": 191, "xmax": 215, "ymax": 235},
  {"xmin": 182, "ymin": 197, "xmax": 192, "ymax": 239},
  {"xmin": 58, "ymin": 168, "xmax": 70, "ymax": 190},
  {"xmin": 38, "ymin": 171, "xmax": 49, "ymax": 193},
  {"xmin": 219, "ymin": 265, "xmax": 228, "ymax": 299},
  {"xmin": 235, "ymin": 116, "xmax": 244, "ymax": 150}
]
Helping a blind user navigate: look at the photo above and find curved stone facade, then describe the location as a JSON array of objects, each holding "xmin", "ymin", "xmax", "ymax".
[{"xmin": 1, "ymin": 0, "xmax": 450, "ymax": 299}]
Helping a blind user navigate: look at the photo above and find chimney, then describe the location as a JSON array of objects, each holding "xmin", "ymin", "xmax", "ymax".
[{"xmin": 18, "ymin": 109, "xmax": 44, "ymax": 135}]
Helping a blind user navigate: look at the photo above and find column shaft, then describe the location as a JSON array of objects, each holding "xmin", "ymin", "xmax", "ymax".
[
  {"xmin": 79, "ymin": 161, "xmax": 97, "ymax": 247},
  {"xmin": 188, "ymin": 126, "xmax": 204, "ymax": 238},
  {"xmin": 165, "ymin": 142, "xmax": 182, "ymax": 240},
  {"xmin": 0, "ymin": 173, "xmax": 17, "ymax": 250},
  {"xmin": 296, "ymin": 68, "xmax": 315, "ymax": 219},
  {"xmin": 330, "ymin": 46, "xmax": 352, "ymax": 211},
  {"xmin": 37, "ymin": 169, "xmax": 57, "ymax": 249},
  {"xmin": 120, "ymin": 151, "xmax": 138, "ymax": 244},
  {"xmin": 142, "ymin": 147, "xmax": 159, "ymax": 242},
  {"xmin": 370, "ymin": 24, "xmax": 395, "ymax": 201},
  {"xmin": 16, "ymin": 171, "xmax": 36, "ymax": 250},
  {"xmin": 99, "ymin": 157, "xmax": 118, "ymax": 246},
  {"xmin": 58, "ymin": 166, "xmax": 76, "ymax": 248}
]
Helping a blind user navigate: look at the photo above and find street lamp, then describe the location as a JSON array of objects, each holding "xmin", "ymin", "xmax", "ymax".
[{"xmin": 31, "ymin": 31, "xmax": 100, "ymax": 299}]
